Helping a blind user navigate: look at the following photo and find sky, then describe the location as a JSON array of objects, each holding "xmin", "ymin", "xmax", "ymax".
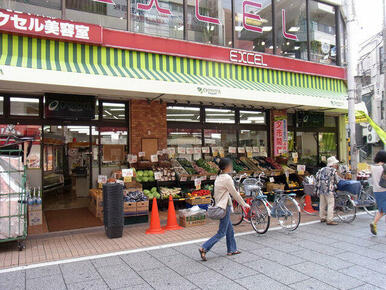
[{"xmin": 355, "ymin": 0, "xmax": 384, "ymax": 44}]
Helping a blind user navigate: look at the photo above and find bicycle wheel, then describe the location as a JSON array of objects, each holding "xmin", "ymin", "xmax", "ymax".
[
  {"xmin": 250, "ymin": 199, "xmax": 270, "ymax": 234},
  {"xmin": 231, "ymin": 200, "xmax": 244, "ymax": 226},
  {"xmin": 361, "ymin": 188, "xmax": 377, "ymax": 217},
  {"xmin": 277, "ymin": 197, "xmax": 301, "ymax": 231},
  {"xmin": 335, "ymin": 194, "xmax": 356, "ymax": 223},
  {"xmin": 299, "ymin": 195, "xmax": 318, "ymax": 216}
]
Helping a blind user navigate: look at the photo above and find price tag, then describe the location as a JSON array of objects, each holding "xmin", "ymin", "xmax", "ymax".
[
  {"xmin": 157, "ymin": 150, "xmax": 163, "ymax": 156},
  {"xmin": 253, "ymin": 146, "xmax": 260, "ymax": 153},
  {"xmin": 186, "ymin": 147, "xmax": 194, "ymax": 155},
  {"xmin": 123, "ymin": 176, "xmax": 132, "ymax": 183},
  {"xmin": 297, "ymin": 165, "xmax": 306, "ymax": 175},
  {"xmin": 245, "ymin": 147, "xmax": 252, "ymax": 153},
  {"xmin": 210, "ymin": 175, "xmax": 217, "ymax": 180},
  {"xmin": 195, "ymin": 178, "xmax": 201, "ymax": 190},
  {"xmin": 219, "ymin": 147, "xmax": 225, "ymax": 158},
  {"xmin": 229, "ymin": 147, "xmax": 236, "ymax": 154},
  {"xmin": 151, "ymin": 154, "xmax": 158, "ymax": 162},
  {"xmin": 177, "ymin": 147, "xmax": 186, "ymax": 154},
  {"xmin": 247, "ymin": 151, "xmax": 253, "ymax": 158},
  {"xmin": 238, "ymin": 147, "xmax": 245, "ymax": 153},
  {"xmin": 180, "ymin": 176, "xmax": 187, "ymax": 182},
  {"xmin": 191, "ymin": 175, "xmax": 197, "ymax": 181},
  {"xmin": 122, "ymin": 168, "xmax": 134, "ymax": 177},
  {"xmin": 201, "ymin": 175, "xmax": 207, "ymax": 181},
  {"xmin": 269, "ymin": 177, "xmax": 275, "ymax": 183},
  {"xmin": 212, "ymin": 147, "xmax": 219, "ymax": 157},
  {"xmin": 162, "ymin": 148, "xmax": 168, "ymax": 154},
  {"xmin": 168, "ymin": 147, "xmax": 176, "ymax": 154},
  {"xmin": 292, "ymin": 152, "xmax": 298, "ymax": 159},
  {"xmin": 98, "ymin": 175, "xmax": 107, "ymax": 184},
  {"xmin": 116, "ymin": 180, "xmax": 124, "ymax": 185},
  {"xmin": 138, "ymin": 152, "xmax": 145, "ymax": 157},
  {"xmin": 127, "ymin": 154, "xmax": 137, "ymax": 164},
  {"xmin": 154, "ymin": 171, "xmax": 162, "ymax": 180},
  {"xmin": 260, "ymin": 147, "xmax": 266, "ymax": 153},
  {"xmin": 321, "ymin": 155, "xmax": 327, "ymax": 162},
  {"xmin": 202, "ymin": 147, "xmax": 210, "ymax": 153},
  {"xmin": 194, "ymin": 147, "xmax": 201, "ymax": 154}
]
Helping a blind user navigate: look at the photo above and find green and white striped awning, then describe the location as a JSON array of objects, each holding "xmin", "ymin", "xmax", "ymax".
[{"xmin": 0, "ymin": 33, "xmax": 347, "ymax": 101}]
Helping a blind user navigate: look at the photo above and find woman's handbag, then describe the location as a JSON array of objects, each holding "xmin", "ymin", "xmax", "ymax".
[
  {"xmin": 379, "ymin": 164, "xmax": 386, "ymax": 188},
  {"xmin": 207, "ymin": 206, "xmax": 226, "ymax": 220}
]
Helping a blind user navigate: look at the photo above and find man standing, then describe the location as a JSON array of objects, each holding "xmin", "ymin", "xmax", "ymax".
[{"xmin": 315, "ymin": 156, "xmax": 341, "ymax": 225}]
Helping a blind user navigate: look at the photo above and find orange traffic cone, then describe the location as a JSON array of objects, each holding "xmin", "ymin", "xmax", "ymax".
[
  {"xmin": 163, "ymin": 195, "xmax": 183, "ymax": 231},
  {"xmin": 146, "ymin": 198, "xmax": 165, "ymax": 234},
  {"xmin": 303, "ymin": 195, "xmax": 317, "ymax": 213}
]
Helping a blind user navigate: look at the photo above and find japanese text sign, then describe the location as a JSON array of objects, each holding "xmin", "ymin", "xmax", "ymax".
[
  {"xmin": 272, "ymin": 110, "xmax": 288, "ymax": 157},
  {"xmin": 0, "ymin": 9, "xmax": 102, "ymax": 44}
]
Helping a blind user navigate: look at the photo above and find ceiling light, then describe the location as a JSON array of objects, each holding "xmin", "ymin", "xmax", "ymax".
[
  {"xmin": 262, "ymin": 26, "xmax": 272, "ymax": 32},
  {"xmin": 288, "ymin": 26, "xmax": 300, "ymax": 32},
  {"xmin": 235, "ymin": 26, "xmax": 243, "ymax": 32}
]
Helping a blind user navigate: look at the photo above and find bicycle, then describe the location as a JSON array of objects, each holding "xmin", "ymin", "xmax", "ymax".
[
  {"xmin": 299, "ymin": 182, "xmax": 357, "ymax": 223},
  {"xmin": 353, "ymin": 180, "xmax": 377, "ymax": 217},
  {"xmin": 232, "ymin": 173, "xmax": 301, "ymax": 234}
]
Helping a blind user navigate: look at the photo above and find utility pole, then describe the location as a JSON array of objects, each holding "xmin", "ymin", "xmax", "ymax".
[
  {"xmin": 383, "ymin": 0, "xmax": 386, "ymax": 144},
  {"xmin": 345, "ymin": 0, "xmax": 358, "ymax": 179}
]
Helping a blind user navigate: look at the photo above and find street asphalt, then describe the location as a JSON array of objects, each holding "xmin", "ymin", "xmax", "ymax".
[{"xmin": 1, "ymin": 214, "xmax": 386, "ymax": 290}]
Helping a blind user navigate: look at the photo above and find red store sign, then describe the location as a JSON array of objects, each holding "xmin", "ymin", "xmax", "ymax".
[{"xmin": 0, "ymin": 9, "xmax": 102, "ymax": 44}]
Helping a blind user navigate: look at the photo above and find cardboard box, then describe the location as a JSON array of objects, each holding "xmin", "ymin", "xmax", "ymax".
[
  {"xmin": 179, "ymin": 215, "xmax": 206, "ymax": 227},
  {"xmin": 124, "ymin": 202, "xmax": 137, "ymax": 216},
  {"xmin": 266, "ymin": 183, "xmax": 285, "ymax": 193},
  {"xmin": 136, "ymin": 201, "xmax": 149, "ymax": 216},
  {"xmin": 28, "ymin": 210, "xmax": 42, "ymax": 226}
]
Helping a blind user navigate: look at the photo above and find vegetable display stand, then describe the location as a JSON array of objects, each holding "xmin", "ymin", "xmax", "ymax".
[{"xmin": 0, "ymin": 148, "xmax": 27, "ymax": 251}]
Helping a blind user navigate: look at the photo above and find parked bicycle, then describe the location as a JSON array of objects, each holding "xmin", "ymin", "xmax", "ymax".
[
  {"xmin": 353, "ymin": 180, "xmax": 377, "ymax": 217},
  {"xmin": 231, "ymin": 173, "xmax": 301, "ymax": 234},
  {"xmin": 300, "ymin": 181, "xmax": 357, "ymax": 223}
]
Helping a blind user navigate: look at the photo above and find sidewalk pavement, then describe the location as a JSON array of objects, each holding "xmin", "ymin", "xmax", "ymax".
[{"xmin": 0, "ymin": 214, "xmax": 385, "ymax": 290}]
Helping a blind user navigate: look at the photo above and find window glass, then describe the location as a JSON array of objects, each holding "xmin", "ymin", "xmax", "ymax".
[
  {"xmin": 234, "ymin": 0, "xmax": 273, "ymax": 53},
  {"xmin": 309, "ymin": 0, "xmax": 336, "ymax": 65},
  {"xmin": 296, "ymin": 131, "xmax": 318, "ymax": 166},
  {"xmin": 130, "ymin": 0, "xmax": 184, "ymax": 39},
  {"xmin": 3, "ymin": 0, "xmax": 62, "ymax": 18},
  {"xmin": 65, "ymin": 0, "xmax": 127, "ymax": 30},
  {"xmin": 319, "ymin": 132, "xmax": 337, "ymax": 163},
  {"xmin": 239, "ymin": 110, "xmax": 265, "ymax": 124},
  {"xmin": 324, "ymin": 116, "xmax": 336, "ymax": 127},
  {"xmin": 186, "ymin": 0, "xmax": 232, "ymax": 46},
  {"xmin": 99, "ymin": 127, "xmax": 128, "ymax": 145},
  {"xmin": 167, "ymin": 106, "xmax": 200, "ymax": 122},
  {"xmin": 167, "ymin": 128, "xmax": 202, "ymax": 159},
  {"xmin": 102, "ymin": 102, "xmax": 126, "ymax": 120},
  {"xmin": 10, "ymin": 97, "xmax": 40, "ymax": 116},
  {"xmin": 205, "ymin": 108, "xmax": 235, "ymax": 123},
  {"xmin": 339, "ymin": 12, "xmax": 346, "ymax": 66},
  {"xmin": 239, "ymin": 130, "xmax": 267, "ymax": 151},
  {"xmin": 204, "ymin": 129, "xmax": 236, "ymax": 152},
  {"xmin": 275, "ymin": 0, "xmax": 307, "ymax": 60}
]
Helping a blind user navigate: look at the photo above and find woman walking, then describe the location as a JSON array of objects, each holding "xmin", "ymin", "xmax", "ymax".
[
  {"xmin": 199, "ymin": 158, "xmax": 250, "ymax": 261},
  {"xmin": 370, "ymin": 150, "xmax": 386, "ymax": 235}
]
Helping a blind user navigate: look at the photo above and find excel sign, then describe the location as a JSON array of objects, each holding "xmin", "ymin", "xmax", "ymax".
[{"xmin": 0, "ymin": 9, "xmax": 102, "ymax": 44}]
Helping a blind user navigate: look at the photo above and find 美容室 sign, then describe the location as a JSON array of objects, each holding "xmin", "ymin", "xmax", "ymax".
[{"xmin": 0, "ymin": 9, "xmax": 102, "ymax": 44}]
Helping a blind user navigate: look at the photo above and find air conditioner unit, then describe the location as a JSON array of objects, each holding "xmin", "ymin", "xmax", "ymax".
[{"xmin": 364, "ymin": 124, "xmax": 379, "ymax": 144}]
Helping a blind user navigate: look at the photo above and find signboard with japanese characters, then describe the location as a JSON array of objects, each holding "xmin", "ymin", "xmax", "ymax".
[
  {"xmin": 272, "ymin": 110, "xmax": 288, "ymax": 157},
  {"xmin": 0, "ymin": 9, "xmax": 102, "ymax": 44}
]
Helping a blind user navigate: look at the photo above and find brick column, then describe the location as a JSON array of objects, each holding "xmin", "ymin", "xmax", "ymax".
[{"xmin": 129, "ymin": 100, "xmax": 167, "ymax": 155}]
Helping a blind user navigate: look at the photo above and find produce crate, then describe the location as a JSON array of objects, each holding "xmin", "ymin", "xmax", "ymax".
[
  {"xmin": 179, "ymin": 215, "xmax": 206, "ymax": 227},
  {"xmin": 124, "ymin": 202, "xmax": 136, "ymax": 216},
  {"xmin": 136, "ymin": 201, "xmax": 149, "ymax": 216},
  {"xmin": 89, "ymin": 189, "xmax": 103, "ymax": 219},
  {"xmin": 186, "ymin": 196, "xmax": 211, "ymax": 205}
]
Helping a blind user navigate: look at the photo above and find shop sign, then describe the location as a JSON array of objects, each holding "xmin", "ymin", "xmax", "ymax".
[
  {"xmin": 0, "ymin": 9, "xmax": 102, "ymax": 44},
  {"xmin": 45, "ymin": 94, "xmax": 96, "ymax": 120},
  {"xmin": 229, "ymin": 50, "xmax": 267, "ymax": 67},
  {"xmin": 197, "ymin": 87, "xmax": 221, "ymax": 96},
  {"xmin": 272, "ymin": 110, "xmax": 288, "ymax": 157}
]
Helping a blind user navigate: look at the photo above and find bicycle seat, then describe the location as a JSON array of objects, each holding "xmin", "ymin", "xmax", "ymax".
[{"xmin": 273, "ymin": 189, "xmax": 284, "ymax": 195}]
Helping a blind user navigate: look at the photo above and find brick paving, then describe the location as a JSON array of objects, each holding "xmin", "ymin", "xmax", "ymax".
[
  {"xmin": 0, "ymin": 214, "xmax": 385, "ymax": 289},
  {"xmin": 0, "ymin": 211, "xmax": 319, "ymax": 270}
]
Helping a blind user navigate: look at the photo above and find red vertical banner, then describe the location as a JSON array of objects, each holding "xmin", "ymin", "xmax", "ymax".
[{"xmin": 272, "ymin": 110, "xmax": 288, "ymax": 157}]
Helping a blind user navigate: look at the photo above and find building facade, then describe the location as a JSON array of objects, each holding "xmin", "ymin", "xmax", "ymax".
[{"xmin": 0, "ymin": 0, "xmax": 348, "ymax": 232}]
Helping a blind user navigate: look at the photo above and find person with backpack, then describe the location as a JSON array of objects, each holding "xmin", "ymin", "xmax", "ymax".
[
  {"xmin": 199, "ymin": 158, "xmax": 250, "ymax": 261},
  {"xmin": 370, "ymin": 150, "xmax": 386, "ymax": 235},
  {"xmin": 315, "ymin": 156, "xmax": 342, "ymax": 225}
]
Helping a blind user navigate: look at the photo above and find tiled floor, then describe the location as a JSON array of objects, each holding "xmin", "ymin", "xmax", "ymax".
[{"xmin": 0, "ymin": 211, "xmax": 319, "ymax": 270}]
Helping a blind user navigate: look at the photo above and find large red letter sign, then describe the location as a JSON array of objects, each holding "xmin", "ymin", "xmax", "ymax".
[
  {"xmin": 282, "ymin": 9, "xmax": 298, "ymax": 40},
  {"xmin": 195, "ymin": 0, "xmax": 220, "ymax": 24},
  {"xmin": 137, "ymin": 0, "xmax": 172, "ymax": 15},
  {"xmin": 93, "ymin": 0, "xmax": 115, "ymax": 4},
  {"xmin": 243, "ymin": 1, "xmax": 262, "ymax": 33}
]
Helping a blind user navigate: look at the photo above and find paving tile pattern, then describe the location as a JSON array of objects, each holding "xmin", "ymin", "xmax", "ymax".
[{"xmin": 0, "ymin": 214, "xmax": 386, "ymax": 289}]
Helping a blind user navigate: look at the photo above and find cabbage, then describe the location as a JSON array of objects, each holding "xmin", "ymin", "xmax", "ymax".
[
  {"xmin": 148, "ymin": 171, "xmax": 154, "ymax": 177},
  {"xmin": 151, "ymin": 187, "xmax": 157, "ymax": 193},
  {"xmin": 142, "ymin": 177, "xmax": 149, "ymax": 182},
  {"xmin": 137, "ymin": 170, "xmax": 144, "ymax": 177},
  {"xmin": 136, "ymin": 176, "xmax": 142, "ymax": 182}
]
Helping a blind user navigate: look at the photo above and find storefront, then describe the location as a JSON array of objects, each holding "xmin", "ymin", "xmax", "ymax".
[{"xmin": 0, "ymin": 0, "xmax": 348, "ymax": 234}]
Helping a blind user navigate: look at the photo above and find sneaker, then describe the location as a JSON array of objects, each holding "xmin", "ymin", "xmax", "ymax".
[
  {"xmin": 326, "ymin": 221, "xmax": 338, "ymax": 225},
  {"xmin": 370, "ymin": 223, "xmax": 377, "ymax": 235},
  {"xmin": 320, "ymin": 219, "xmax": 327, "ymax": 223}
]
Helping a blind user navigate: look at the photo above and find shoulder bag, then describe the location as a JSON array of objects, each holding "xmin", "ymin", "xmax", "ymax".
[
  {"xmin": 379, "ymin": 164, "xmax": 386, "ymax": 188},
  {"xmin": 207, "ymin": 205, "xmax": 226, "ymax": 220}
]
